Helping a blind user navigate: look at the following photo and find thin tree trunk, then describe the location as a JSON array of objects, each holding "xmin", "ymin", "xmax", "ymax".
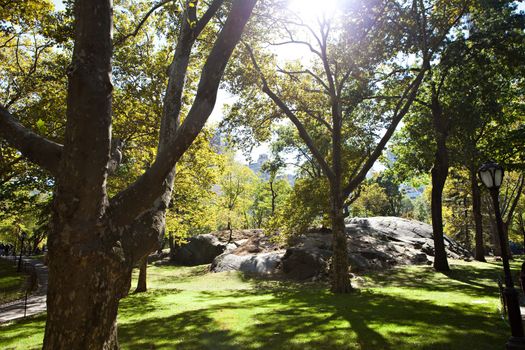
[
  {"xmin": 227, "ymin": 219, "xmax": 233, "ymax": 243},
  {"xmin": 430, "ymin": 94, "xmax": 450, "ymax": 272},
  {"xmin": 330, "ymin": 185, "xmax": 352, "ymax": 293},
  {"xmin": 489, "ymin": 210, "xmax": 501, "ymax": 256},
  {"xmin": 270, "ymin": 180, "xmax": 276, "ymax": 215},
  {"xmin": 431, "ymin": 163, "xmax": 450, "ymax": 271},
  {"xmin": 168, "ymin": 232, "xmax": 174, "ymax": 253},
  {"xmin": 471, "ymin": 167, "xmax": 485, "ymax": 262},
  {"xmin": 463, "ymin": 195, "xmax": 470, "ymax": 251},
  {"xmin": 518, "ymin": 214, "xmax": 525, "ymax": 252},
  {"xmin": 503, "ymin": 222, "xmax": 512, "ymax": 259},
  {"xmin": 501, "ymin": 176, "xmax": 523, "ymax": 259},
  {"xmin": 134, "ymin": 258, "xmax": 147, "ymax": 293}
]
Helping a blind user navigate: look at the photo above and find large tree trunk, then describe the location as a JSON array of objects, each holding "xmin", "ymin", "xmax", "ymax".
[
  {"xmin": 470, "ymin": 167, "xmax": 485, "ymax": 262},
  {"xmin": 43, "ymin": 1, "xmax": 118, "ymax": 348},
  {"xmin": 2, "ymin": 1, "xmax": 256, "ymax": 348},
  {"xmin": 44, "ymin": 248, "xmax": 130, "ymax": 350},
  {"xmin": 134, "ymin": 257, "xmax": 148, "ymax": 293},
  {"xmin": 430, "ymin": 95, "xmax": 450, "ymax": 272}
]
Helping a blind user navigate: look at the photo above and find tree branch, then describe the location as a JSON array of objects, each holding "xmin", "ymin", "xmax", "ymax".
[
  {"xmin": 109, "ymin": 0, "xmax": 257, "ymax": 226},
  {"xmin": 276, "ymin": 66, "xmax": 330, "ymax": 94},
  {"xmin": 0, "ymin": 106, "xmax": 62, "ymax": 174},
  {"xmin": 342, "ymin": 60, "xmax": 430, "ymax": 198},
  {"xmin": 194, "ymin": 0, "xmax": 224, "ymax": 35},
  {"xmin": 245, "ymin": 44, "xmax": 335, "ymax": 182},
  {"xmin": 114, "ymin": 0, "xmax": 173, "ymax": 46}
]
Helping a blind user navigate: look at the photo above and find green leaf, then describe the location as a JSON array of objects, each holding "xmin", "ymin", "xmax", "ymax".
[{"xmin": 36, "ymin": 119, "xmax": 46, "ymax": 132}]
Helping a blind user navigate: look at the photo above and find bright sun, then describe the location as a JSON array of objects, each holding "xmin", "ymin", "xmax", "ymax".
[
  {"xmin": 287, "ymin": 0, "xmax": 341, "ymax": 23},
  {"xmin": 273, "ymin": 0, "xmax": 343, "ymax": 62}
]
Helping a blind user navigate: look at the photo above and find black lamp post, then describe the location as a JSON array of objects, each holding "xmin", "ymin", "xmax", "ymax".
[
  {"xmin": 479, "ymin": 161, "xmax": 525, "ymax": 349},
  {"xmin": 17, "ymin": 231, "xmax": 27, "ymax": 272}
]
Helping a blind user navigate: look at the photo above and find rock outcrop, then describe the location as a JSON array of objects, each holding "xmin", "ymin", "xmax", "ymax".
[
  {"xmin": 280, "ymin": 217, "xmax": 471, "ymax": 279},
  {"xmin": 200, "ymin": 217, "xmax": 471, "ymax": 279}
]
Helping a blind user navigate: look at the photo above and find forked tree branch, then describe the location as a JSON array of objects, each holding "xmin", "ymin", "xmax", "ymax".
[
  {"xmin": 109, "ymin": 0, "xmax": 257, "ymax": 226},
  {"xmin": 245, "ymin": 44, "xmax": 336, "ymax": 181},
  {"xmin": 342, "ymin": 60, "xmax": 430, "ymax": 198}
]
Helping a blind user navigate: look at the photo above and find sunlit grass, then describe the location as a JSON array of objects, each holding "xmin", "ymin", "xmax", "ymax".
[{"xmin": 0, "ymin": 259, "xmax": 518, "ymax": 349}]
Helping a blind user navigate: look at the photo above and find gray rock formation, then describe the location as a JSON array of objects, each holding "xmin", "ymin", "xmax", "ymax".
[
  {"xmin": 209, "ymin": 217, "xmax": 471, "ymax": 279},
  {"xmin": 171, "ymin": 234, "xmax": 226, "ymax": 266}
]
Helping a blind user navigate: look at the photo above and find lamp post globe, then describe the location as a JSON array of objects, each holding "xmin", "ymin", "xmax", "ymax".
[
  {"xmin": 478, "ymin": 161, "xmax": 504, "ymax": 189},
  {"xmin": 479, "ymin": 161, "xmax": 525, "ymax": 350}
]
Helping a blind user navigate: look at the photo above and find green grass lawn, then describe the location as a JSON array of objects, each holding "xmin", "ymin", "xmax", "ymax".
[
  {"xmin": 0, "ymin": 259, "xmax": 518, "ymax": 349},
  {"xmin": 0, "ymin": 259, "xmax": 29, "ymax": 305}
]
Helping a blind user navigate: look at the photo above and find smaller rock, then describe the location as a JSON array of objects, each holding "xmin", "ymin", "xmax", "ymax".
[
  {"xmin": 171, "ymin": 234, "xmax": 226, "ymax": 266},
  {"xmin": 211, "ymin": 251, "xmax": 284, "ymax": 274},
  {"xmin": 411, "ymin": 253, "xmax": 429, "ymax": 264}
]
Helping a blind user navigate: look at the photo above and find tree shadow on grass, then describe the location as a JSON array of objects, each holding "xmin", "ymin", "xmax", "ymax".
[
  {"xmin": 118, "ymin": 283, "xmax": 507, "ymax": 350},
  {"xmin": 134, "ymin": 265, "xmax": 210, "ymax": 287},
  {"xmin": 119, "ymin": 288, "xmax": 183, "ymax": 318},
  {"xmin": 214, "ymin": 287, "xmax": 505, "ymax": 349},
  {"xmin": 118, "ymin": 310, "xmax": 238, "ymax": 350},
  {"xmin": 0, "ymin": 313, "xmax": 46, "ymax": 347},
  {"xmin": 365, "ymin": 262, "xmax": 509, "ymax": 298}
]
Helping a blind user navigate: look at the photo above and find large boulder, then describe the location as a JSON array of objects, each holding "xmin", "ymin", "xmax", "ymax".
[
  {"xmin": 207, "ymin": 217, "xmax": 471, "ymax": 279},
  {"xmin": 211, "ymin": 251, "xmax": 284, "ymax": 274},
  {"xmin": 171, "ymin": 234, "xmax": 226, "ymax": 266},
  {"xmin": 279, "ymin": 217, "xmax": 470, "ymax": 279},
  {"xmin": 281, "ymin": 247, "xmax": 331, "ymax": 280}
]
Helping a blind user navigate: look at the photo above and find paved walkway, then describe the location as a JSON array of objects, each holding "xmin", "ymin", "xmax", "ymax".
[{"xmin": 0, "ymin": 256, "xmax": 48, "ymax": 323}]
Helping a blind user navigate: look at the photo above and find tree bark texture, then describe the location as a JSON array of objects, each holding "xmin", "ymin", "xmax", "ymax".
[
  {"xmin": 470, "ymin": 167, "xmax": 485, "ymax": 262},
  {"xmin": 44, "ymin": 1, "xmax": 117, "ymax": 347}
]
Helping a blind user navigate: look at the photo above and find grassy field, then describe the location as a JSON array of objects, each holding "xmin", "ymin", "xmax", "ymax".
[
  {"xmin": 0, "ymin": 259, "xmax": 29, "ymax": 305},
  {"xmin": 0, "ymin": 259, "xmax": 518, "ymax": 349}
]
